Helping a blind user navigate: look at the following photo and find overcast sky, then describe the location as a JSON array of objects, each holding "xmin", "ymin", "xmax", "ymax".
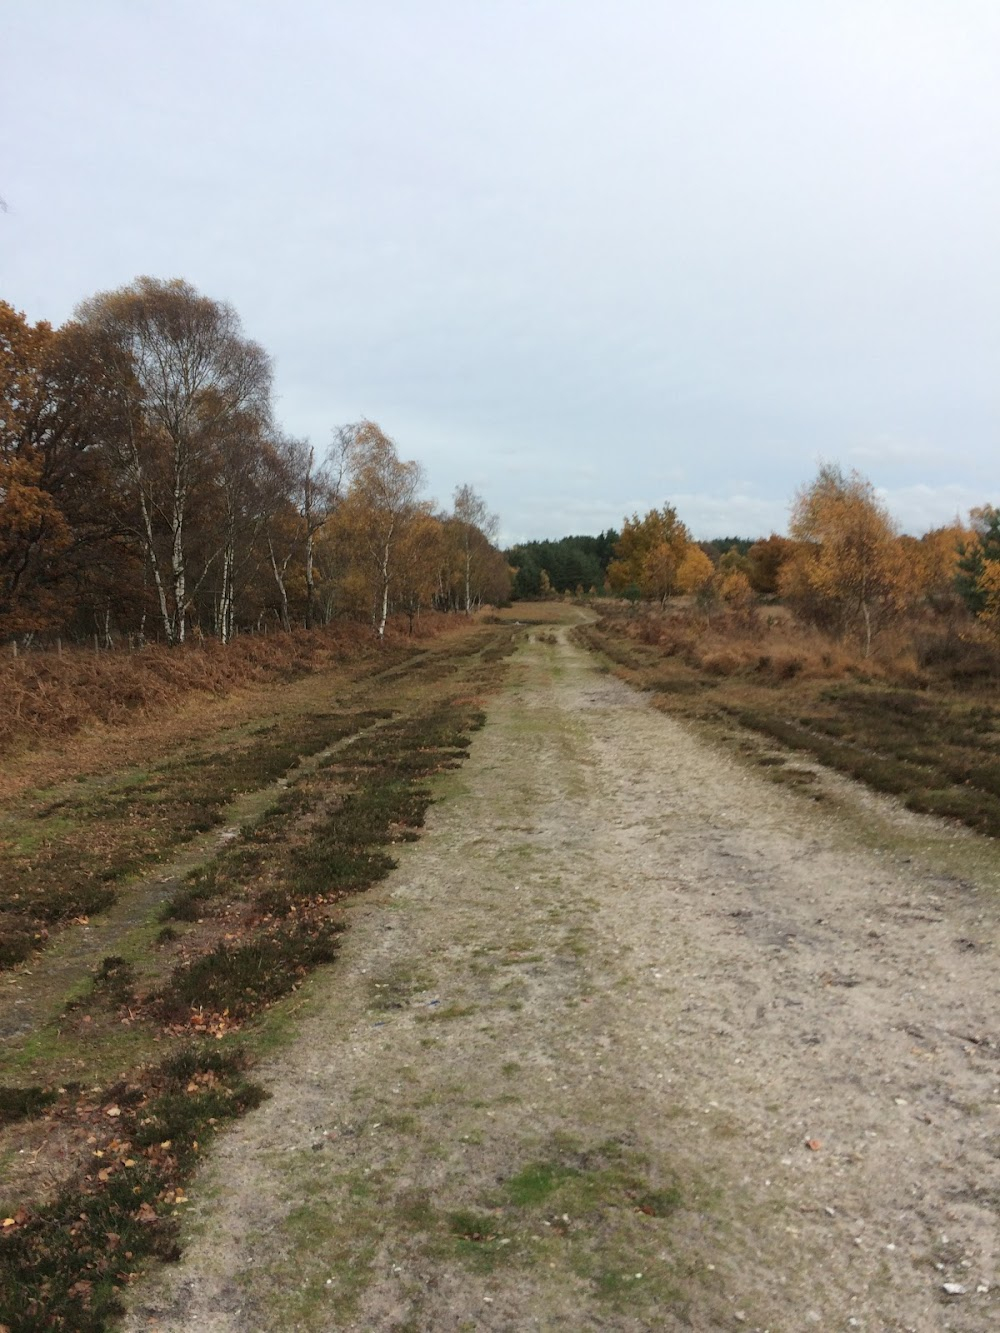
[{"xmin": 2, "ymin": 1, "xmax": 998, "ymax": 544}]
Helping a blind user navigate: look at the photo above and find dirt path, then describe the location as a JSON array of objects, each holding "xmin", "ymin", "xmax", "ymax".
[{"xmin": 124, "ymin": 627, "xmax": 1000, "ymax": 1332}]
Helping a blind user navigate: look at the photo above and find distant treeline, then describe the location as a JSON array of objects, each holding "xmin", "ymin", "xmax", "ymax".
[
  {"xmin": 533, "ymin": 474, "xmax": 1000, "ymax": 667},
  {"xmin": 506, "ymin": 532, "xmax": 758, "ymax": 597},
  {"xmin": 505, "ymin": 533, "xmax": 618, "ymax": 597}
]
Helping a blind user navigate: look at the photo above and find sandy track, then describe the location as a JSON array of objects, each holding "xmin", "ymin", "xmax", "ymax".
[{"xmin": 125, "ymin": 628, "xmax": 1000, "ymax": 1332}]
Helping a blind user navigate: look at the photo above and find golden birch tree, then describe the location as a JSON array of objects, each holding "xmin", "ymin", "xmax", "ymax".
[{"xmin": 782, "ymin": 465, "xmax": 913, "ymax": 654}]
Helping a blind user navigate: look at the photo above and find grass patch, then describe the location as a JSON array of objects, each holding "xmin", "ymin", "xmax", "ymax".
[
  {"xmin": 420, "ymin": 1137, "xmax": 693, "ymax": 1312},
  {"xmin": 0, "ymin": 624, "xmax": 519, "ymax": 1325},
  {"xmin": 0, "ymin": 1086, "xmax": 58, "ymax": 1128},
  {"xmin": 447, "ymin": 1208, "xmax": 502, "ymax": 1241},
  {"xmin": 582, "ymin": 612, "xmax": 1000, "ymax": 840},
  {"xmin": 367, "ymin": 961, "xmax": 433, "ymax": 1011},
  {"xmin": 416, "ymin": 1003, "xmax": 476, "ymax": 1023},
  {"xmin": 0, "ymin": 709, "xmax": 391, "ymax": 968},
  {"xmin": 0, "ymin": 1046, "xmax": 266, "ymax": 1333},
  {"xmin": 153, "ymin": 919, "xmax": 342, "ymax": 1023},
  {"xmin": 506, "ymin": 1161, "xmax": 582, "ymax": 1206}
]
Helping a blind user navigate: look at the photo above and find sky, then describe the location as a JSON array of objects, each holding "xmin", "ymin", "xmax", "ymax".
[{"xmin": 2, "ymin": 0, "xmax": 998, "ymax": 546}]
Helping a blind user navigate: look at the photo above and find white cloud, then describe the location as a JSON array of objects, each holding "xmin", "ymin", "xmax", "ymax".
[
  {"xmin": 3, "ymin": 1, "xmax": 999, "ymax": 546},
  {"xmin": 875, "ymin": 483, "xmax": 1000, "ymax": 535}
]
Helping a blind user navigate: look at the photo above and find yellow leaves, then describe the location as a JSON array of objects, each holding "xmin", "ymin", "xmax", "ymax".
[
  {"xmin": 716, "ymin": 568, "xmax": 753, "ymax": 609},
  {"xmin": 912, "ymin": 524, "xmax": 968, "ymax": 594},
  {"xmin": 641, "ymin": 541, "xmax": 681, "ymax": 602},
  {"xmin": 785, "ymin": 465, "xmax": 914, "ymax": 650},
  {"xmin": 977, "ymin": 559, "xmax": 1000, "ymax": 634},
  {"xmin": 185, "ymin": 1007, "xmax": 236, "ymax": 1039},
  {"xmin": 0, "ymin": 453, "xmax": 71, "ymax": 549},
  {"xmin": 609, "ymin": 506, "xmax": 691, "ymax": 599},
  {"xmin": 675, "ymin": 545, "xmax": 714, "ymax": 594}
]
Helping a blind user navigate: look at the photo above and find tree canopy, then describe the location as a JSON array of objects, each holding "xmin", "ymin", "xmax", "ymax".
[
  {"xmin": 0, "ymin": 286, "xmax": 510, "ymax": 643},
  {"xmin": 506, "ymin": 532, "xmax": 618, "ymax": 597}
]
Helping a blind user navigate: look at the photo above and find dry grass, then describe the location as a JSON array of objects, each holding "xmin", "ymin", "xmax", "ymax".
[
  {"xmin": 0, "ymin": 625, "xmax": 523, "ymax": 1329},
  {"xmin": 590, "ymin": 602, "xmax": 1000, "ymax": 690},
  {"xmin": 579, "ymin": 604, "xmax": 1000, "ymax": 839},
  {"xmin": 0, "ymin": 614, "xmax": 463, "ymax": 760},
  {"xmin": 0, "ymin": 618, "xmax": 516, "ymax": 970}
]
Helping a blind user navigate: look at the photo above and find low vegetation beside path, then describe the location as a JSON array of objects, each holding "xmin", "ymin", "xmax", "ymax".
[
  {"xmin": 0, "ymin": 622, "xmax": 520, "ymax": 1332},
  {"xmin": 579, "ymin": 602, "xmax": 1000, "ymax": 839}
]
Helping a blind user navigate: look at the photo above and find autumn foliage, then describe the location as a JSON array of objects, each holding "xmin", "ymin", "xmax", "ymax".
[
  {"xmin": 1, "ymin": 285, "xmax": 510, "ymax": 647},
  {"xmin": 598, "ymin": 462, "xmax": 996, "ymax": 679},
  {"xmin": 779, "ymin": 466, "xmax": 915, "ymax": 654}
]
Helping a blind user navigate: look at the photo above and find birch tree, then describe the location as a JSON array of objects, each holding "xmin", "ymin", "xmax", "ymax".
[
  {"xmin": 212, "ymin": 410, "xmax": 273, "ymax": 642},
  {"xmin": 607, "ymin": 506, "xmax": 691, "ymax": 601},
  {"xmin": 341, "ymin": 421, "xmax": 423, "ymax": 640},
  {"xmin": 782, "ymin": 465, "xmax": 913, "ymax": 655},
  {"xmin": 76, "ymin": 278, "xmax": 272, "ymax": 644},
  {"xmin": 296, "ymin": 432, "xmax": 347, "ymax": 628},
  {"xmin": 452, "ymin": 483, "xmax": 499, "ymax": 614}
]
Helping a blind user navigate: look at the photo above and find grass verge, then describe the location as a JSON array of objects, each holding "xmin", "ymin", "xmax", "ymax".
[
  {"xmin": 0, "ymin": 623, "xmax": 522, "ymax": 1329},
  {"xmin": 578, "ymin": 609, "xmax": 1000, "ymax": 839}
]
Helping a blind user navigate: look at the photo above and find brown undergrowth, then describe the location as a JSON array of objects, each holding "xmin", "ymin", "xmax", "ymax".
[
  {"xmin": 0, "ymin": 613, "xmax": 461, "ymax": 761},
  {"xmin": 0, "ymin": 615, "xmax": 490, "ymax": 967},
  {"xmin": 0, "ymin": 623, "xmax": 521, "ymax": 1332},
  {"xmin": 578, "ymin": 604, "xmax": 1000, "ymax": 839}
]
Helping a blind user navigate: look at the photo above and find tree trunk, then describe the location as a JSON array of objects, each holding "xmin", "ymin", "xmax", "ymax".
[
  {"xmin": 267, "ymin": 536, "xmax": 291, "ymax": 632},
  {"xmin": 170, "ymin": 480, "xmax": 186, "ymax": 644},
  {"xmin": 136, "ymin": 484, "xmax": 174, "ymax": 646},
  {"xmin": 219, "ymin": 540, "xmax": 235, "ymax": 644},
  {"xmin": 305, "ymin": 526, "xmax": 315, "ymax": 630},
  {"xmin": 376, "ymin": 540, "xmax": 391, "ymax": 641}
]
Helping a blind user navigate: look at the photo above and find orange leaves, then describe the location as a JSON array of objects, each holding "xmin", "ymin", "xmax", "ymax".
[
  {"xmin": 979, "ymin": 560, "xmax": 1000, "ymax": 604},
  {"xmin": 783, "ymin": 464, "xmax": 914, "ymax": 653},
  {"xmin": 675, "ymin": 545, "xmax": 714, "ymax": 595},
  {"xmin": 166, "ymin": 1007, "xmax": 239, "ymax": 1040},
  {"xmin": 0, "ymin": 303, "xmax": 78, "ymax": 636},
  {"xmin": 608, "ymin": 506, "xmax": 692, "ymax": 601}
]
